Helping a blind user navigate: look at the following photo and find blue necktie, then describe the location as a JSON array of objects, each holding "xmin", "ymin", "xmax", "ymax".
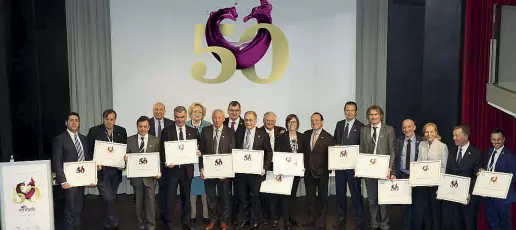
[{"xmin": 457, "ymin": 147, "xmax": 463, "ymax": 164}]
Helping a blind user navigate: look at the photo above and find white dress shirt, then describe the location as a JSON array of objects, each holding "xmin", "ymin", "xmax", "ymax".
[
  {"xmin": 67, "ymin": 129, "xmax": 83, "ymax": 149},
  {"xmin": 487, "ymin": 145, "xmax": 504, "ymax": 172},
  {"xmin": 265, "ymin": 128, "xmax": 275, "ymax": 149},
  {"xmin": 229, "ymin": 117, "xmax": 240, "ymax": 132},
  {"xmin": 345, "ymin": 118, "xmax": 356, "ymax": 137}
]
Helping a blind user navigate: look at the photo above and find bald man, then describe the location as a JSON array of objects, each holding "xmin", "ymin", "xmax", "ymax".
[{"xmin": 392, "ymin": 119, "xmax": 425, "ymax": 230}]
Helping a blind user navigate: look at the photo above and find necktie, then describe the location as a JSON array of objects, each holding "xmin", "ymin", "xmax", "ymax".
[
  {"xmin": 213, "ymin": 129, "xmax": 220, "ymax": 154},
  {"xmin": 75, "ymin": 134, "xmax": 85, "ymax": 161},
  {"xmin": 311, "ymin": 131, "xmax": 318, "ymax": 150},
  {"xmin": 231, "ymin": 121, "xmax": 235, "ymax": 130},
  {"xmin": 157, "ymin": 120, "xmax": 162, "ymax": 138},
  {"xmin": 179, "ymin": 127, "xmax": 184, "ymax": 140},
  {"xmin": 406, "ymin": 139, "xmax": 412, "ymax": 170},
  {"xmin": 488, "ymin": 150, "xmax": 498, "ymax": 171},
  {"xmin": 139, "ymin": 137, "xmax": 145, "ymax": 153},
  {"xmin": 457, "ymin": 147, "xmax": 463, "ymax": 164},
  {"xmin": 342, "ymin": 123, "xmax": 349, "ymax": 144},
  {"xmin": 269, "ymin": 131, "xmax": 275, "ymax": 150},
  {"xmin": 244, "ymin": 129, "xmax": 251, "ymax": 149},
  {"xmin": 372, "ymin": 127, "xmax": 378, "ymax": 143}
]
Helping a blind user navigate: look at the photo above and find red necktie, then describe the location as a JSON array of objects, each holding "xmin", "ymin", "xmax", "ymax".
[{"xmin": 231, "ymin": 121, "xmax": 235, "ymax": 130}]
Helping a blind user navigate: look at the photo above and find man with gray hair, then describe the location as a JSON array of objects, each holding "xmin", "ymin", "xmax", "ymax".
[{"xmin": 258, "ymin": 111, "xmax": 286, "ymax": 227}]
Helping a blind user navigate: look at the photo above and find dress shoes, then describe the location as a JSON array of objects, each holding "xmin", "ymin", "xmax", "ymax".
[
  {"xmin": 333, "ymin": 218, "xmax": 346, "ymax": 227},
  {"xmin": 220, "ymin": 222, "xmax": 230, "ymax": 230},
  {"xmin": 236, "ymin": 221, "xmax": 250, "ymax": 229},
  {"xmin": 251, "ymin": 223, "xmax": 260, "ymax": 230},
  {"xmin": 204, "ymin": 222, "xmax": 216, "ymax": 230}
]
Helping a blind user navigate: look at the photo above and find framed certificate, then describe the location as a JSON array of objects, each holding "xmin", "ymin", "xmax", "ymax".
[
  {"xmin": 473, "ymin": 171, "xmax": 513, "ymax": 199},
  {"xmin": 63, "ymin": 161, "xmax": 97, "ymax": 187},
  {"xmin": 378, "ymin": 179, "xmax": 412, "ymax": 204},
  {"xmin": 409, "ymin": 160, "xmax": 441, "ymax": 187},
  {"xmin": 93, "ymin": 140, "xmax": 127, "ymax": 168},
  {"xmin": 328, "ymin": 145, "xmax": 359, "ymax": 170},
  {"xmin": 164, "ymin": 139, "xmax": 198, "ymax": 165},
  {"xmin": 437, "ymin": 174, "xmax": 471, "ymax": 205},
  {"xmin": 126, "ymin": 152, "xmax": 160, "ymax": 178},
  {"xmin": 272, "ymin": 152, "xmax": 304, "ymax": 176},
  {"xmin": 203, "ymin": 154, "xmax": 235, "ymax": 179},
  {"xmin": 260, "ymin": 172, "xmax": 294, "ymax": 195},
  {"xmin": 232, "ymin": 149, "xmax": 264, "ymax": 175},
  {"xmin": 354, "ymin": 153, "xmax": 390, "ymax": 179}
]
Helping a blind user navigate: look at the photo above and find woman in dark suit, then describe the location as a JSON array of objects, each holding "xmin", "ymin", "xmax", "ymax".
[{"xmin": 274, "ymin": 114, "xmax": 305, "ymax": 229}]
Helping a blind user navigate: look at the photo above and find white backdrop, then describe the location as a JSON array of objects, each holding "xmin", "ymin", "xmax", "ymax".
[{"xmin": 111, "ymin": 0, "xmax": 357, "ymax": 134}]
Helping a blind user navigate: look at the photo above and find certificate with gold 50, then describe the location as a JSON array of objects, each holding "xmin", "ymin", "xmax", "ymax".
[
  {"xmin": 63, "ymin": 161, "xmax": 97, "ymax": 187},
  {"xmin": 473, "ymin": 171, "xmax": 513, "ymax": 199},
  {"xmin": 232, "ymin": 149, "xmax": 264, "ymax": 175},
  {"xmin": 203, "ymin": 154, "xmax": 235, "ymax": 179},
  {"xmin": 126, "ymin": 152, "xmax": 160, "ymax": 178},
  {"xmin": 354, "ymin": 154, "xmax": 390, "ymax": 179}
]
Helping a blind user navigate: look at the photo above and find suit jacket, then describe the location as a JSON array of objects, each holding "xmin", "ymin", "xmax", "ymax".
[
  {"xmin": 224, "ymin": 117, "xmax": 245, "ymax": 133},
  {"xmin": 149, "ymin": 117, "xmax": 174, "ymax": 138},
  {"xmin": 446, "ymin": 143, "xmax": 483, "ymax": 194},
  {"xmin": 160, "ymin": 125, "xmax": 198, "ymax": 179},
  {"xmin": 394, "ymin": 135, "xmax": 425, "ymax": 178},
  {"xmin": 126, "ymin": 134, "xmax": 160, "ymax": 186},
  {"xmin": 485, "ymin": 147, "xmax": 516, "ymax": 204},
  {"xmin": 303, "ymin": 129, "xmax": 335, "ymax": 178},
  {"xmin": 199, "ymin": 125, "xmax": 235, "ymax": 169},
  {"xmin": 87, "ymin": 124, "xmax": 128, "ymax": 180},
  {"xmin": 274, "ymin": 131, "xmax": 306, "ymax": 154},
  {"xmin": 235, "ymin": 127, "xmax": 273, "ymax": 181},
  {"xmin": 334, "ymin": 119, "xmax": 364, "ymax": 146},
  {"xmin": 359, "ymin": 123, "xmax": 396, "ymax": 172},
  {"xmin": 418, "ymin": 139, "xmax": 449, "ymax": 173},
  {"xmin": 52, "ymin": 131, "xmax": 92, "ymax": 184},
  {"xmin": 259, "ymin": 126, "xmax": 286, "ymax": 170}
]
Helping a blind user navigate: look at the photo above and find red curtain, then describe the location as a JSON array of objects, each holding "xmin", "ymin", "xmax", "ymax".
[{"xmin": 462, "ymin": 0, "xmax": 516, "ymax": 229}]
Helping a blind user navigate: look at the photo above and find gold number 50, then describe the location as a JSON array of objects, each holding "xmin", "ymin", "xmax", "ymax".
[{"xmin": 191, "ymin": 23, "xmax": 289, "ymax": 84}]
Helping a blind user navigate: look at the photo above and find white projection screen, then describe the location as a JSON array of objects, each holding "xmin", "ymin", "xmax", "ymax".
[{"xmin": 111, "ymin": 0, "xmax": 357, "ymax": 134}]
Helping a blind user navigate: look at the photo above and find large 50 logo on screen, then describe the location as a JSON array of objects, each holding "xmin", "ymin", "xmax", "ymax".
[{"xmin": 191, "ymin": 0, "xmax": 289, "ymax": 84}]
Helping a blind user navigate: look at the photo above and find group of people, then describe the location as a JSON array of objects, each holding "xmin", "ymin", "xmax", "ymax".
[{"xmin": 52, "ymin": 100, "xmax": 515, "ymax": 230}]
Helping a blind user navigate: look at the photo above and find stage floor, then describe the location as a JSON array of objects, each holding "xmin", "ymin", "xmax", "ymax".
[{"xmin": 54, "ymin": 195, "xmax": 404, "ymax": 230}]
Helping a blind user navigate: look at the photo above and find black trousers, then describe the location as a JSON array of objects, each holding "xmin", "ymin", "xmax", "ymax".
[
  {"xmin": 205, "ymin": 178, "xmax": 231, "ymax": 223},
  {"xmin": 163, "ymin": 167, "xmax": 191, "ymax": 227},
  {"xmin": 230, "ymin": 178, "xmax": 239, "ymax": 222},
  {"xmin": 268, "ymin": 176, "xmax": 301, "ymax": 223},
  {"xmin": 442, "ymin": 195, "xmax": 480, "ymax": 230},
  {"xmin": 335, "ymin": 169, "xmax": 364, "ymax": 229},
  {"xmin": 235, "ymin": 174, "xmax": 263, "ymax": 224},
  {"xmin": 97, "ymin": 167, "xmax": 122, "ymax": 228},
  {"xmin": 64, "ymin": 186, "xmax": 85, "ymax": 230},
  {"xmin": 304, "ymin": 172, "xmax": 329, "ymax": 221}
]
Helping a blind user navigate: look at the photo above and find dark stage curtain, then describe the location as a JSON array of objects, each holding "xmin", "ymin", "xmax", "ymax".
[{"xmin": 462, "ymin": 0, "xmax": 516, "ymax": 229}]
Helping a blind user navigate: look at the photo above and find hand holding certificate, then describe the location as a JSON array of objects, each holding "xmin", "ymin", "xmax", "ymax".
[
  {"xmin": 473, "ymin": 171, "xmax": 513, "ymax": 199},
  {"xmin": 328, "ymin": 145, "xmax": 359, "ymax": 170},
  {"xmin": 260, "ymin": 172, "xmax": 294, "ymax": 195},
  {"xmin": 164, "ymin": 139, "xmax": 198, "ymax": 165},
  {"xmin": 409, "ymin": 160, "xmax": 441, "ymax": 186},
  {"xmin": 232, "ymin": 149, "xmax": 264, "ymax": 175},
  {"xmin": 64, "ymin": 161, "xmax": 97, "ymax": 187},
  {"xmin": 378, "ymin": 179, "xmax": 412, "ymax": 204},
  {"xmin": 354, "ymin": 153, "xmax": 390, "ymax": 179},
  {"xmin": 93, "ymin": 140, "xmax": 127, "ymax": 168},
  {"xmin": 437, "ymin": 174, "xmax": 471, "ymax": 204},
  {"xmin": 126, "ymin": 152, "xmax": 160, "ymax": 178},
  {"xmin": 203, "ymin": 154, "xmax": 234, "ymax": 179},
  {"xmin": 272, "ymin": 152, "xmax": 304, "ymax": 176}
]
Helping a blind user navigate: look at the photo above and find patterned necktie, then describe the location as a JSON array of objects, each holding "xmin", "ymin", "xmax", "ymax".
[
  {"xmin": 75, "ymin": 134, "xmax": 85, "ymax": 161},
  {"xmin": 406, "ymin": 139, "xmax": 412, "ymax": 170},
  {"xmin": 311, "ymin": 131, "xmax": 318, "ymax": 150},
  {"xmin": 139, "ymin": 137, "xmax": 145, "ymax": 153},
  {"xmin": 213, "ymin": 129, "xmax": 220, "ymax": 154},
  {"xmin": 244, "ymin": 129, "xmax": 251, "ymax": 150},
  {"xmin": 179, "ymin": 127, "xmax": 184, "ymax": 140},
  {"xmin": 157, "ymin": 120, "xmax": 162, "ymax": 138},
  {"xmin": 269, "ymin": 130, "xmax": 275, "ymax": 150},
  {"xmin": 457, "ymin": 147, "xmax": 463, "ymax": 164},
  {"xmin": 488, "ymin": 150, "xmax": 497, "ymax": 171}
]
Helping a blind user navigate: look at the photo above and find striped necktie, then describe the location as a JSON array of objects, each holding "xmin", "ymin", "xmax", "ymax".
[{"xmin": 75, "ymin": 134, "xmax": 85, "ymax": 161}]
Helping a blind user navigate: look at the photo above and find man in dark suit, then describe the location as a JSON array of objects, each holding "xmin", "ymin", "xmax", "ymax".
[
  {"xmin": 125, "ymin": 116, "xmax": 161, "ymax": 230},
  {"xmin": 222, "ymin": 100, "xmax": 244, "ymax": 224},
  {"xmin": 199, "ymin": 109, "xmax": 235, "ymax": 230},
  {"xmin": 160, "ymin": 106, "xmax": 199, "ymax": 230},
  {"xmin": 258, "ymin": 111, "xmax": 286, "ymax": 227},
  {"xmin": 333, "ymin": 101, "xmax": 365, "ymax": 229},
  {"xmin": 234, "ymin": 111, "xmax": 273, "ymax": 230},
  {"xmin": 148, "ymin": 102, "xmax": 175, "ymax": 220},
  {"xmin": 442, "ymin": 125, "xmax": 483, "ymax": 230},
  {"xmin": 52, "ymin": 112, "xmax": 93, "ymax": 230},
  {"xmin": 359, "ymin": 105, "xmax": 395, "ymax": 230},
  {"xmin": 392, "ymin": 119, "xmax": 425, "ymax": 230},
  {"xmin": 481, "ymin": 128, "xmax": 516, "ymax": 230},
  {"xmin": 303, "ymin": 112, "xmax": 335, "ymax": 229},
  {"xmin": 87, "ymin": 109, "xmax": 127, "ymax": 230}
]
